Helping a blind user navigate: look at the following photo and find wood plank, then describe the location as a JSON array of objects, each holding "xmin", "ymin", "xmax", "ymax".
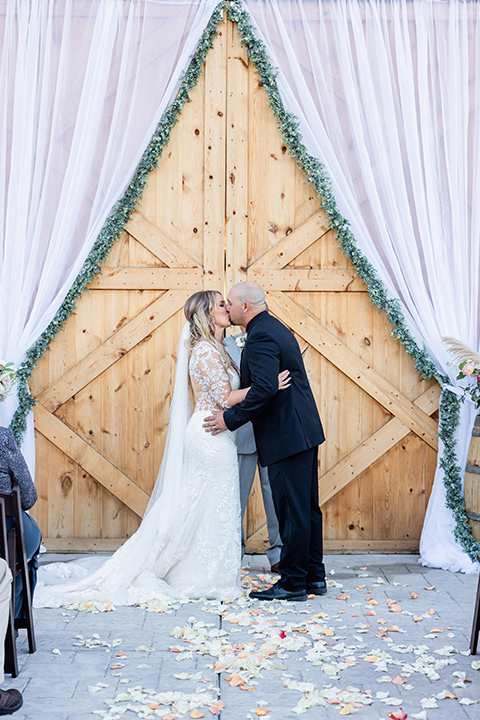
[
  {"xmin": 245, "ymin": 529, "xmax": 420, "ymax": 555},
  {"xmin": 249, "ymin": 210, "xmax": 330, "ymax": 271},
  {"xmin": 89, "ymin": 268, "xmax": 203, "ymax": 290},
  {"xmin": 324, "ymin": 539, "xmax": 419, "ymax": 553},
  {"xmin": 178, "ymin": 60, "xmax": 206, "ymax": 266},
  {"xmin": 203, "ymin": 22, "xmax": 226, "ymax": 291},
  {"xmin": 38, "ymin": 290, "xmax": 189, "ymax": 413},
  {"xmin": 251, "ymin": 268, "xmax": 366, "ymax": 292},
  {"xmin": 42, "ymin": 536, "xmax": 418, "ymax": 556},
  {"xmin": 267, "ymin": 291, "xmax": 439, "ymax": 449},
  {"xmin": 247, "ymin": 60, "xmax": 268, "ymax": 264},
  {"xmin": 42, "ymin": 538, "xmax": 124, "ymax": 553},
  {"xmin": 98, "ymin": 284, "xmax": 130, "ymax": 540},
  {"xmin": 34, "ymin": 404, "xmax": 149, "ymax": 518},
  {"xmin": 337, "ymin": 284, "xmax": 375, "ymax": 540},
  {"xmin": 72, "ymin": 381, "xmax": 103, "ymax": 539},
  {"xmin": 320, "ymin": 384, "xmax": 440, "ymax": 505},
  {"xmin": 225, "ymin": 19, "xmax": 249, "ymax": 289},
  {"xmin": 126, "ymin": 211, "xmax": 200, "ymax": 268},
  {"xmin": 236, "ymin": 529, "xmax": 419, "ymax": 555}
]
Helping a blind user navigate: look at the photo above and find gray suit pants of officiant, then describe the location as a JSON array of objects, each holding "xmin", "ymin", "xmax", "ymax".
[
  {"xmin": 239, "ymin": 452, "xmax": 282, "ymax": 567},
  {"xmin": 224, "ymin": 334, "xmax": 282, "ymax": 567}
]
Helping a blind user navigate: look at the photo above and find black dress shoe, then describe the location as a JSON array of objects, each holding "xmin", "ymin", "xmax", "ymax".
[
  {"xmin": 249, "ymin": 583, "xmax": 307, "ymax": 602},
  {"xmin": 307, "ymin": 580, "xmax": 327, "ymax": 595},
  {"xmin": 0, "ymin": 688, "xmax": 23, "ymax": 715}
]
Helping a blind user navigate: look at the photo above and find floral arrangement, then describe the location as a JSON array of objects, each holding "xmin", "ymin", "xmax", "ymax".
[
  {"xmin": 443, "ymin": 336, "xmax": 480, "ymax": 409},
  {"xmin": 234, "ymin": 334, "xmax": 247, "ymax": 350},
  {"xmin": 0, "ymin": 361, "xmax": 17, "ymax": 401}
]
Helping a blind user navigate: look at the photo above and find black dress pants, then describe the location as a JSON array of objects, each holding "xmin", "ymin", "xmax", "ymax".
[
  {"xmin": 267, "ymin": 446, "xmax": 325, "ymax": 591},
  {"xmin": 6, "ymin": 511, "xmax": 42, "ymax": 618}
]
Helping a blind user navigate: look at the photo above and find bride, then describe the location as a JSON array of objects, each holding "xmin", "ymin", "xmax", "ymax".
[{"xmin": 34, "ymin": 290, "xmax": 288, "ymax": 607}]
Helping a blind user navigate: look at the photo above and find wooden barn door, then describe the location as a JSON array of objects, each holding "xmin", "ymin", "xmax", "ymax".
[
  {"xmin": 30, "ymin": 17, "xmax": 440, "ymax": 553},
  {"xmin": 29, "ymin": 23, "xmax": 226, "ymax": 551}
]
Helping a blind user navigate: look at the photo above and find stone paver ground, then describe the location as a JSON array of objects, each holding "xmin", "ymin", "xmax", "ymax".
[{"xmin": 4, "ymin": 553, "xmax": 480, "ymax": 720}]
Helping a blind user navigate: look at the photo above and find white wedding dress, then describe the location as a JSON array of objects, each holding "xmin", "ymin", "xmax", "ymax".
[{"xmin": 34, "ymin": 326, "xmax": 242, "ymax": 608}]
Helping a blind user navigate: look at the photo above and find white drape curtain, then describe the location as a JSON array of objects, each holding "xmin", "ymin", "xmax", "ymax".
[
  {"xmin": 242, "ymin": 0, "xmax": 480, "ymax": 571},
  {"xmin": 0, "ymin": 0, "xmax": 218, "ymax": 467}
]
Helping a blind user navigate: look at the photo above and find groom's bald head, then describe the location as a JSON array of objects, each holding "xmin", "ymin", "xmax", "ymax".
[
  {"xmin": 227, "ymin": 281, "xmax": 267, "ymax": 326},
  {"xmin": 232, "ymin": 282, "xmax": 265, "ymax": 308}
]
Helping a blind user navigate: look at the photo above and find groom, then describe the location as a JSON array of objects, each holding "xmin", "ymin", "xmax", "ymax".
[{"xmin": 204, "ymin": 281, "xmax": 326, "ymax": 601}]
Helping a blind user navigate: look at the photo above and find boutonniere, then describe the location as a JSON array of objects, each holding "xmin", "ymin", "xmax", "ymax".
[{"xmin": 234, "ymin": 334, "xmax": 247, "ymax": 349}]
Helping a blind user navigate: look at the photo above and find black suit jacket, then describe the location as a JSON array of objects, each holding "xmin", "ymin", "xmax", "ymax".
[{"xmin": 224, "ymin": 311, "xmax": 325, "ymax": 466}]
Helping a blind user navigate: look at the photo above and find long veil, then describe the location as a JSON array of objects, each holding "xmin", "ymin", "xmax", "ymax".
[
  {"xmin": 144, "ymin": 321, "xmax": 191, "ymax": 515},
  {"xmin": 34, "ymin": 320, "xmax": 243, "ymax": 607}
]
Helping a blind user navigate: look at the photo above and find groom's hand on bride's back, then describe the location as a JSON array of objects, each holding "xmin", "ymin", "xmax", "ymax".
[{"xmin": 203, "ymin": 409, "xmax": 227, "ymax": 435}]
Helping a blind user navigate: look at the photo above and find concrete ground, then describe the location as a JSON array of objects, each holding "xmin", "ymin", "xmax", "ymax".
[{"xmin": 5, "ymin": 553, "xmax": 480, "ymax": 720}]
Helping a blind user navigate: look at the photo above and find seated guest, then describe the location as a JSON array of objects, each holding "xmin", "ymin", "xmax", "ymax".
[
  {"xmin": 0, "ymin": 427, "xmax": 41, "ymax": 620},
  {"xmin": 0, "ymin": 558, "xmax": 22, "ymax": 714}
]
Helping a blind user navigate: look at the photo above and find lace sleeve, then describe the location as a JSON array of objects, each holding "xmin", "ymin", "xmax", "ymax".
[
  {"xmin": 190, "ymin": 343, "xmax": 232, "ymax": 409},
  {"xmin": 1, "ymin": 428, "xmax": 37, "ymax": 510}
]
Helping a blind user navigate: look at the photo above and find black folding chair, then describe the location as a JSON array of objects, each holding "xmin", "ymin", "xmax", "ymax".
[
  {"xmin": 0, "ymin": 487, "xmax": 36, "ymax": 676},
  {"xmin": 470, "ymin": 553, "xmax": 480, "ymax": 654}
]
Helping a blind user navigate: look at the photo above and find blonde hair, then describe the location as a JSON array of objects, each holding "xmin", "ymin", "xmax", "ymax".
[{"xmin": 184, "ymin": 291, "xmax": 236, "ymax": 373}]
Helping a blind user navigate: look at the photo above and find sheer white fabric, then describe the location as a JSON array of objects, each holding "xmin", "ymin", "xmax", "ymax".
[
  {"xmin": 0, "ymin": 0, "xmax": 218, "ymax": 469},
  {"xmin": 242, "ymin": 0, "xmax": 480, "ymax": 571},
  {"xmin": 34, "ymin": 327, "xmax": 242, "ymax": 607}
]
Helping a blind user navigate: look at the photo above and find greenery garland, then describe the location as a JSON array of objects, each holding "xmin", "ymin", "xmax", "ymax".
[
  {"xmin": 439, "ymin": 389, "xmax": 480, "ymax": 560},
  {"xmin": 226, "ymin": 0, "xmax": 479, "ymax": 561},
  {"xmin": 8, "ymin": 0, "xmax": 228, "ymax": 444},
  {"xmin": 10, "ymin": 0, "xmax": 478, "ymax": 560}
]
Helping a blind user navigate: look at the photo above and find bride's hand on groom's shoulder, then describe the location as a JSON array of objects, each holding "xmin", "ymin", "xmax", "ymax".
[
  {"xmin": 278, "ymin": 369, "xmax": 291, "ymax": 390},
  {"xmin": 203, "ymin": 410, "xmax": 227, "ymax": 435}
]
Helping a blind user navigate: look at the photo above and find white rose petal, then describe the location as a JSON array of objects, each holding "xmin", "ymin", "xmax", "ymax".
[{"xmin": 420, "ymin": 698, "xmax": 438, "ymax": 709}]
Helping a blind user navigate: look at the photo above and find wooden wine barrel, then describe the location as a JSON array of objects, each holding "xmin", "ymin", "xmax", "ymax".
[{"xmin": 464, "ymin": 414, "xmax": 480, "ymax": 541}]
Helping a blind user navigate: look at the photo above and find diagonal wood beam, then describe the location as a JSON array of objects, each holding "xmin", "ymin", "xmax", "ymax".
[
  {"xmin": 89, "ymin": 267, "xmax": 203, "ymax": 290},
  {"xmin": 320, "ymin": 384, "xmax": 440, "ymax": 505},
  {"xmin": 250, "ymin": 268, "xmax": 366, "ymax": 292},
  {"xmin": 38, "ymin": 289, "xmax": 189, "ymax": 413},
  {"xmin": 34, "ymin": 404, "xmax": 149, "ymax": 518},
  {"xmin": 244, "ymin": 522, "xmax": 269, "ymax": 554},
  {"xmin": 126, "ymin": 211, "xmax": 200, "ymax": 268},
  {"xmin": 249, "ymin": 210, "xmax": 331, "ymax": 272},
  {"xmin": 267, "ymin": 291, "xmax": 438, "ymax": 450}
]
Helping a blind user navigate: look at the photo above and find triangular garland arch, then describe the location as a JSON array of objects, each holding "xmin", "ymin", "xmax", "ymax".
[{"xmin": 10, "ymin": 0, "xmax": 476, "ymax": 560}]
